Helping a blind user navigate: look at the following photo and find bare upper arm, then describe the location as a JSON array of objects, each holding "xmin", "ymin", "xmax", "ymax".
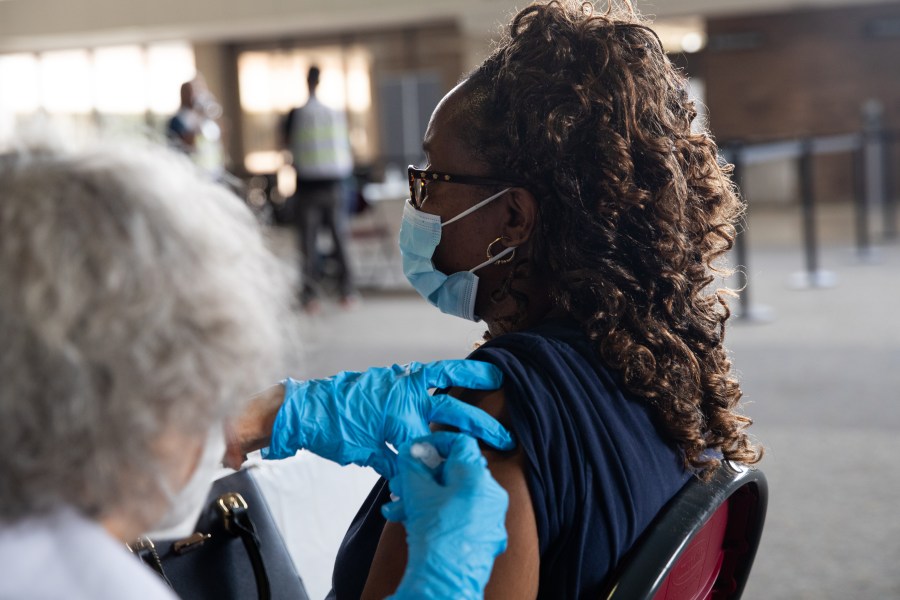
[{"xmin": 360, "ymin": 386, "xmax": 540, "ymax": 600}]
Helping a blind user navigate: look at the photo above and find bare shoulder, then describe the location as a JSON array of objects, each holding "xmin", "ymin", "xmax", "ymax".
[
  {"xmin": 456, "ymin": 384, "xmax": 540, "ymax": 598},
  {"xmin": 360, "ymin": 383, "xmax": 540, "ymax": 600}
]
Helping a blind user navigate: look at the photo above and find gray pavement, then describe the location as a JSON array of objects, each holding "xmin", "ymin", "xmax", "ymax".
[
  {"xmin": 725, "ymin": 204, "xmax": 900, "ymax": 599},
  {"xmin": 272, "ymin": 200, "xmax": 900, "ymax": 599}
]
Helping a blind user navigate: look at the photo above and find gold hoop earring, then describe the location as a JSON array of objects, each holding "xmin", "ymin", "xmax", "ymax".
[{"xmin": 486, "ymin": 237, "xmax": 515, "ymax": 265}]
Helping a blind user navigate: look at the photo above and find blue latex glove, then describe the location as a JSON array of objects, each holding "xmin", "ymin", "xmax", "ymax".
[
  {"xmin": 383, "ymin": 432, "xmax": 509, "ymax": 600},
  {"xmin": 262, "ymin": 360, "xmax": 513, "ymax": 478}
]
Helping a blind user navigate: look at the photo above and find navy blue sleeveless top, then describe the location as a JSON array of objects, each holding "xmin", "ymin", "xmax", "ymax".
[{"xmin": 329, "ymin": 318, "xmax": 690, "ymax": 599}]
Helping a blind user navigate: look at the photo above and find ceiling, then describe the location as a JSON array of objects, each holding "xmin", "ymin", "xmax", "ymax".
[{"xmin": 0, "ymin": 0, "xmax": 896, "ymax": 53}]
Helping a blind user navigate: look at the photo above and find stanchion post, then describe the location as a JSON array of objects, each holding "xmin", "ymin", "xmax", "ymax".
[
  {"xmin": 799, "ymin": 139, "xmax": 819, "ymax": 277},
  {"xmin": 853, "ymin": 140, "xmax": 872, "ymax": 257},
  {"xmin": 862, "ymin": 100, "xmax": 894, "ymax": 243},
  {"xmin": 884, "ymin": 129, "xmax": 897, "ymax": 241},
  {"xmin": 730, "ymin": 143, "xmax": 752, "ymax": 320},
  {"xmin": 791, "ymin": 138, "xmax": 837, "ymax": 288},
  {"xmin": 725, "ymin": 142, "xmax": 774, "ymax": 320}
]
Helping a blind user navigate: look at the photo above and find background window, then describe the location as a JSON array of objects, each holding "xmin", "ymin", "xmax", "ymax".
[{"xmin": 0, "ymin": 42, "xmax": 195, "ymax": 145}]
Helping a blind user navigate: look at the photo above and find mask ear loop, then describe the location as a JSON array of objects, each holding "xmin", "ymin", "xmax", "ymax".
[
  {"xmin": 486, "ymin": 237, "xmax": 516, "ymax": 265},
  {"xmin": 442, "ymin": 188, "xmax": 511, "ymax": 228},
  {"xmin": 469, "ymin": 242, "xmax": 517, "ymax": 273}
]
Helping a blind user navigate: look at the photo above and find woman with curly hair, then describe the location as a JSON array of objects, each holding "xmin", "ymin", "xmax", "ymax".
[{"xmin": 329, "ymin": 1, "xmax": 762, "ymax": 598}]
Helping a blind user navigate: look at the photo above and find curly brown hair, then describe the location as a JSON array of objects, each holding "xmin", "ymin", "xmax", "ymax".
[{"xmin": 462, "ymin": 0, "xmax": 761, "ymax": 477}]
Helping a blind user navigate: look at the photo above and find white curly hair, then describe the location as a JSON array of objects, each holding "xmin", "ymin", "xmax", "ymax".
[{"xmin": 0, "ymin": 137, "xmax": 294, "ymax": 522}]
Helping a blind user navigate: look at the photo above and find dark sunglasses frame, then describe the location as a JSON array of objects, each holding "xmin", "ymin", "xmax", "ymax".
[{"xmin": 408, "ymin": 165, "xmax": 521, "ymax": 209}]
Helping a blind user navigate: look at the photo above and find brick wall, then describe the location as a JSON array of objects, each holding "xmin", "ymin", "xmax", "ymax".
[{"xmin": 697, "ymin": 2, "xmax": 900, "ymax": 204}]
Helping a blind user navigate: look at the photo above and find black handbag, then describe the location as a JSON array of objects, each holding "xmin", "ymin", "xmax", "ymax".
[{"xmin": 128, "ymin": 468, "xmax": 310, "ymax": 600}]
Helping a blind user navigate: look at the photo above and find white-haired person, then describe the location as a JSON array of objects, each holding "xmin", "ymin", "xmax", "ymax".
[{"xmin": 0, "ymin": 139, "xmax": 512, "ymax": 600}]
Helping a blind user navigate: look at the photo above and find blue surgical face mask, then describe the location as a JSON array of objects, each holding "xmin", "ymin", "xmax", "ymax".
[{"xmin": 399, "ymin": 188, "xmax": 516, "ymax": 321}]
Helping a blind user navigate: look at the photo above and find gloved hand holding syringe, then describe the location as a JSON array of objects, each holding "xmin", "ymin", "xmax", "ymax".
[
  {"xmin": 389, "ymin": 440, "xmax": 445, "ymax": 503},
  {"xmin": 383, "ymin": 432, "xmax": 509, "ymax": 600}
]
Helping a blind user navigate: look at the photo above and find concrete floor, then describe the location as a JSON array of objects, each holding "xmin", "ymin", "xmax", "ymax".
[{"xmin": 265, "ymin": 200, "xmax": 900, "ymax": 599}]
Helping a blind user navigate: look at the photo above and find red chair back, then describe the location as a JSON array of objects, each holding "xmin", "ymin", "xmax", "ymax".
[
  {"xmin": 652, "ymin": 500, "xmax": 729, "ymax": 600},
  {"xmin": 604, "ymin": 463, "xmax": 767, "ymax": 600}
]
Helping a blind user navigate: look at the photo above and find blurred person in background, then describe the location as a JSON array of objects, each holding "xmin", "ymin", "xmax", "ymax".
[
  {"xmin": 282, "ymin": 65, "xmax": 358, "ymax": 313},
  {"xmin": 0, "ymin": 138, "xmax": 514, "ymax": 599},
  {"xmin": 314, "ymin": 1, "xmax": 763, "ymax": 598},
  {"xmin": 167, "ymin": 75, "xmax": 226, "ymax": 180}
]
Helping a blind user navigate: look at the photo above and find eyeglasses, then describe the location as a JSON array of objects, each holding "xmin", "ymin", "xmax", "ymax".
[{"xmin": 408, "ymin": 165, "xmax": 521, "ymax": 209}]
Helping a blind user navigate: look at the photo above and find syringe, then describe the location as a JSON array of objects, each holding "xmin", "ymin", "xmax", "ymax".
[{"xmin": 409, "ymin": 441, "xmax": 445, "ymax": 469}]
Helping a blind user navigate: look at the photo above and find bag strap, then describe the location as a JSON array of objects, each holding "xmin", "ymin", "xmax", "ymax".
[
  {"xmin": 127, "ymin": 536, "xmax": 175, "ymax": 589},
  {"xmin": 128, "ymin": 490, "xmax": 272, "ymax": 600},
  {"xmin": 217, "ymin": 492, "xmax": 271, "ymax": 600}
]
